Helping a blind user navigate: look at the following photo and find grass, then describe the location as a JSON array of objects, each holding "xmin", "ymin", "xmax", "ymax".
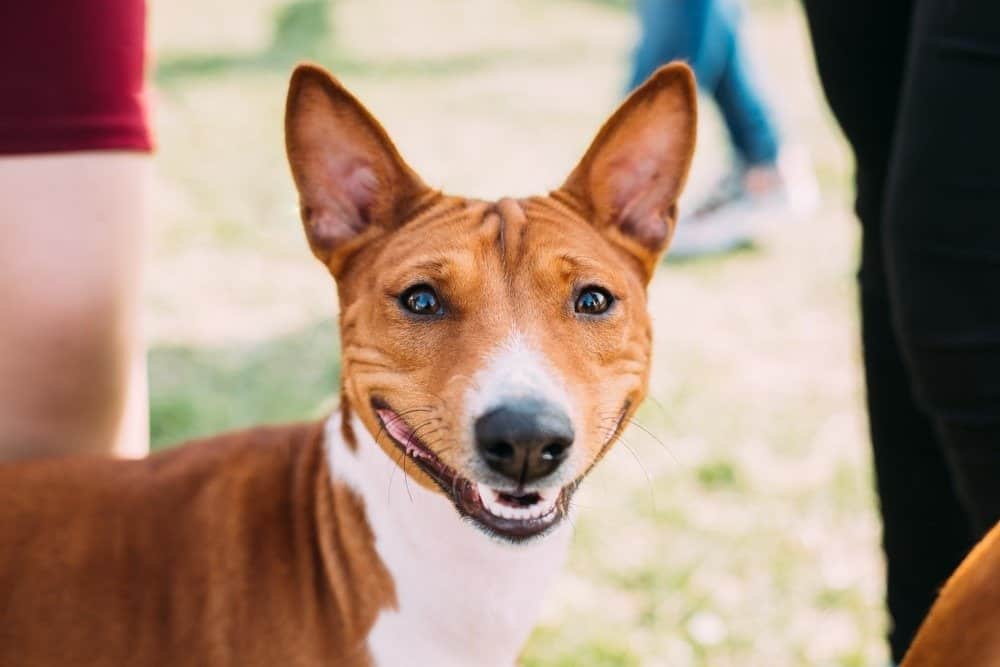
[
  {"xmin": 147, "ymin": 0, "xmax": 887, "ymax": 664},
  {"xmin": 149, "ymin": 320, "xmax": 337, "ymax": 447}
]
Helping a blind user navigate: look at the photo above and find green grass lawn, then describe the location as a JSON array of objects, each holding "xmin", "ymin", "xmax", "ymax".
[{"xmin": 147, "ymin": 1, "xmax": 886, "ymax": 664}]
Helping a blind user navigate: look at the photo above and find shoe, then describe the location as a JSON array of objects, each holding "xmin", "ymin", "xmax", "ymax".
[{"xmin": 667, "ymin": 145, "xmax": 819, "ymax": 260}]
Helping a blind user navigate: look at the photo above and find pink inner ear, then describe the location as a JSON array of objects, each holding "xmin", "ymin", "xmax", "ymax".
[
  {"xmin": 607, "ymin": 155, "xmax": 671, "ymax": 249},
  {"xmin": 302, "ymin": 157, "xmax": 380, "ymax": 255},
  {"xmin": 330, "ymin": 157, "xmax": 378, "ymax": 219},
  {"xmin": 609, "ymin": 155, "xmax": 658, "ymax": 213},
  {"xmin": 619, "ymin": 206, "xmax": 670, "ymax": 250}
]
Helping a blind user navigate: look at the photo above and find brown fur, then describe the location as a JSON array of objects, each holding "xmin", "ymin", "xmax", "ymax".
[
  {"xmin": 0, "ymin": 62, "xmax": 697, "ymax": 664},
  {"xmin": 0, "ymin": 423, "xmax": 392, "ymax": 666},
  {"xmin": 901, "ymin": 521, "xmax": 1000, "ymax": 666}
]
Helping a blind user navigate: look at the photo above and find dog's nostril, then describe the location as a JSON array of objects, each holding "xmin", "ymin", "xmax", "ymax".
[
  {"xmin": 540, "ymin": 441, "xmax": 569, "ymax": 462},
  {"xmin": 483, "ymin": 440, "xmax": 515, "ymax": 462}
]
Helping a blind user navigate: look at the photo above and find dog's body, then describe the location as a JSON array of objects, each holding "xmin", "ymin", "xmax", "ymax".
[
  {"xmin": 0, "ymin": 63, "xmax": 696, "ymax": 665},
  {"xmin": 0, "ymin": 417, "xmax": 567, "ymax": 666},
  {"xmin": 901, "ymin": 521, "xmax": 1000, "ymax": 667},
  {"xmin": 1, "ymin": 422, "xmax": 369, "ymax": 666}
]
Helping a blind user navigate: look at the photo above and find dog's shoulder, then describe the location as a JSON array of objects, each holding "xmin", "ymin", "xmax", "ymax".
[{"xmin": 0, "ymin": 420, "xmax": 330, "ymax": 564}]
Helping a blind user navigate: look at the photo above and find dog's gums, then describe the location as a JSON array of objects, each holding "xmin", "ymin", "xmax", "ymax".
[{"xmin": 373, "ymin": 400, "xmax": 572, "ymax": 542}]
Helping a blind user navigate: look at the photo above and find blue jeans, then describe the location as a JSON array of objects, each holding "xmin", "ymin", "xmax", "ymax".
[{"xmin": 629, "ymin": 0, "xmax": 780, "ymax": 166}]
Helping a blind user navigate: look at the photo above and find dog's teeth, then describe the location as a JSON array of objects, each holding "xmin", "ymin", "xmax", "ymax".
[
  {"xmin": 476, "ymin": 483, "xmax": 495, "ymax": 510},
  {"xmin": 474, "ymin": 482, "xmax": 561, "ymax": 522},
  {"xmin": 533, "ymin": 497, "xmax": 557, "ymax": 520}
]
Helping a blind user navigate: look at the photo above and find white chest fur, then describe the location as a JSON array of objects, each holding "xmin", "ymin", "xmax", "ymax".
[{"xmin": 324, "ymin": 414, "xmax": 572, "ymax": 667}]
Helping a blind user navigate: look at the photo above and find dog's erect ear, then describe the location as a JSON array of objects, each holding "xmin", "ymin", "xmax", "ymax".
[
  {"xmin": 560, "ymin": 63, "xmax": 697, "ymax": 280},
  {"xmin": 285, "ymin": 63, "xmax": 429, "ymax": 274}
]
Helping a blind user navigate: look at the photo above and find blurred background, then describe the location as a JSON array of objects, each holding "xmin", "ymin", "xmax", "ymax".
[{"xmin": 148, "ymin": 0, "xmax": 882, "ymax": 664}]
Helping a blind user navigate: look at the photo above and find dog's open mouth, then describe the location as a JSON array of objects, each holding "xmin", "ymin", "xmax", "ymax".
[{"xmin": 372, "ymin": 400, "xmax": 572, "ymax": 542}]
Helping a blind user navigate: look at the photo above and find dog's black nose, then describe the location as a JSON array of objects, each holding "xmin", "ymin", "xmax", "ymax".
[{"xmin": 474, "ymin": 398, "xmax": 574, "ymax": 484}]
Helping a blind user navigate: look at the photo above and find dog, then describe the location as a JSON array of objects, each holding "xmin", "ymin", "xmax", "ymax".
[
  {"xmin": 0, "ymin": 62, "xmax": 696, "ymax": 666},
  {"xmin": 900, "ymin": 520, "xmax": 1000, "ymax": 666}
]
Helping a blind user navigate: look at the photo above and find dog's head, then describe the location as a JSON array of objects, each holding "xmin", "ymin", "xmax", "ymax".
[{"xmin": 285, "ymin": 64, "xmax": 696, "ymax": 542}]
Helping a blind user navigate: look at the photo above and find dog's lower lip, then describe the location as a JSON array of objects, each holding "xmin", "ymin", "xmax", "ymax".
[{"xmin": 371, "ymin": 399, "xmax": 570, "ymax": 541}]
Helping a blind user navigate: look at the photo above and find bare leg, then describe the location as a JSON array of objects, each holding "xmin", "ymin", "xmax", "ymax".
[{"xmin": 0, "ymin": 152, "xmax": 149, "ymax": 460}]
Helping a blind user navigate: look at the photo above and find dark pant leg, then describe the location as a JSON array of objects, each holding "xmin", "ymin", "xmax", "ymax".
[
  {"xmin": 800, "ymin": 0, "xmax": 977, "ymax": 660},
  {"xmin": 884, "ymin": 0, "xmax": 1000, "ymax": 535}
]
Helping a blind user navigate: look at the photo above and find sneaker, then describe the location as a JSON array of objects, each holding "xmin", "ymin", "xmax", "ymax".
[{"xmin": 667, "ymin": 145, "xmax": 819, "ymax": 260}]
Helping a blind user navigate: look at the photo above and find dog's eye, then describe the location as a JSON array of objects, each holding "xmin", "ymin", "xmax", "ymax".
[
  {"xmin": 575, "ymin": 286, "xmax": 613, "ymax": 315},
  {"xmin": 401, "ymin": 285, "xmax": 442, "ymax": 316}
]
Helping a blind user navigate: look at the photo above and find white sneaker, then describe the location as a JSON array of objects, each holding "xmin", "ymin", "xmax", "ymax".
[{"xmin": 667, "ymin": 145, "xmax": 819, "ymax": 260}]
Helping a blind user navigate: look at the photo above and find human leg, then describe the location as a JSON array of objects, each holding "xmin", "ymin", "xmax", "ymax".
[
  {"xmin": 882, "ymin": 0, "xmax": 1000, "ymax": 536},
  {"xmin": 630, "ymin": 0, "xmax": 779, "ymax": 166},
  {"xmin": 0, "ymin": 0, "xmax": 152, "ymax": 459},
  {"xmin": 702, "ymin": 0, "xmax": 779, "ymax": 166},
  {"xmin": 628, "ymin": 0, "xmax": 712, "ymax": 92},
  {"xmin": 661, "ymin": 0, "xmax": 817, "ymax": 259},
  {"xmin": 0, "ymin": 154, "xmax": 150, "ymax": 459},
  {"xmin": 801, "ymin": 0, "xmax": 977, "ymax": 660}
]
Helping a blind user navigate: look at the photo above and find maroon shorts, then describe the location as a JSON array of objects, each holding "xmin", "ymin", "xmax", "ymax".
[{"xmin": 0, "ymin": 0, "xmax": 153, "ymax": 155}]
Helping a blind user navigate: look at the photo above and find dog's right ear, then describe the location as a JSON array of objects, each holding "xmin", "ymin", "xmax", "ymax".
[
  {"xmin": 559, "ymin": 63, "xmax": 697, "ymax": 282},
  {"xmin": 285, "ymin": 63, "xmax": 429, "ymax": 275}
]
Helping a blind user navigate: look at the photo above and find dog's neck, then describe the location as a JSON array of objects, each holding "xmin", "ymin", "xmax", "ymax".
[{"xmin": 323, "ymin": 411, "xmax": 572, "ymax": 667}]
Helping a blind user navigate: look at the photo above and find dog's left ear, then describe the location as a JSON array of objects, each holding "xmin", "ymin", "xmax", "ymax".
[
  {"xmin": 285, "ymin": 63, "xmax": 430, "ymax": 276},
  {"xmin": 560, "ymin": 63, "xmax": 697, "ymax": 280}
]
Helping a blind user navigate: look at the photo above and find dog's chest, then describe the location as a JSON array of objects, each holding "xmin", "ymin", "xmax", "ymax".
[{"xmin": 325, "ymin": 417, "xmax": 571, "ymax": 667}]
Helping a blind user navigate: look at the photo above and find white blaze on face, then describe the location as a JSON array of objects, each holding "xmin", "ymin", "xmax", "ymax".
[{"xmin": 465, "ymin": 331, "xmax": 575, "ymax": 438}]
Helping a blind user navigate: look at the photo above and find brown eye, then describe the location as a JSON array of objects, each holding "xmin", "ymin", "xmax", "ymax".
[
  {"xmin": 401, "ymin": 285, "xmax": 442, "ymax": 316},
  {"xmin": 575, "ymin": 287, "xmax": 613, "ymax": 315}
]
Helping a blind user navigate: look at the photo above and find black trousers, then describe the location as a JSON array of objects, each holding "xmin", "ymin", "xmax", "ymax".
[{"xmin": 800, "ymin": 0, "xmax": 1000, "ymax": 661}]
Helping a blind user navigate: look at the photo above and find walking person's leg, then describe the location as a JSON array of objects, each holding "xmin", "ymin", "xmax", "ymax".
[
  {"xmin": 629, "ymin": 0, "xmax": 713, "ymax": 92},
  {"xmin": 700, "ymin": 0, "xmax": 780, "ymax": 168},
  {"xmin": 630, "ymin": 0, "xmax": 779, "ymax": 167},
  {"xmin": 801, "ymin": 0, "xmax": 977, "ymax": 661},
  {"xmin": 0, "ymin": 0, "xmax": 152, "ymax": 460},
  {"xmin": 634, "ymin": 0, "xmax": 815, "ymax": 258}
]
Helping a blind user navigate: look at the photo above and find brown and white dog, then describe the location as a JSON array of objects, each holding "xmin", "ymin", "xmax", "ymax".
[
  {"xmin": 901, "ymin": 521, "xmax": 1000, "ymax": 666},
  {"xmin": 0, "ymin": 62, "xmax": 696, "ymax": 666}
]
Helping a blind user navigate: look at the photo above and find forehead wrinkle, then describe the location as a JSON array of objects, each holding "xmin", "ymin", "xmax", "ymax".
[
  {"xmin": 380, "ymin": 209, "xmax": 495, "ymax": 280},
  {"xmin": 494, "ymin": 198, "xmax": 528, "ymax": 272},
  {"xmin": 392, "ymin": 199, "xmax": 490, "ymax": 251},
  {"xmin": 408, "ymin": 258, "xmax": 449, "ymax": 274},
  {"xmin": 392, "ymin": 254, "xmax": 469, "ymax": 285},
  {"xmin": 478, "ymin": 204, "xmax": 505, "ymax": 267},
  {"xmin": 556, "ymin": 253, "xmax": 605, "ymax": 273}
]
